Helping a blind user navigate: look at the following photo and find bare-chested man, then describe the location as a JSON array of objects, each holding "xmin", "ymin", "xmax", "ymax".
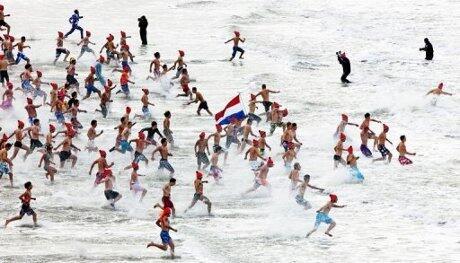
[
  {"xmin": 54, "ymin": 130, "xmax": 80, "ymax": 168},
  {"xmin": 396, "ymin": 135, "xmax": 415, "ymax": 166},
  {"xmin": 130, "ymin": 131, "xmax": 149, "ymax": 165},
  {"xmin": 185, "ymin": 171, "xmax": 212, "ymax": 215},
  {"xmin": 13, "ymin": 36, "xmax": 31, "ymax": 64},
  {"xmin": 187, "ymin": 87, "xmax": 213, "ymax": 116},
  {"xmin": 373, "ymin": 124, "xmax": 393, "ymax": 163},
  {"xmin": 148, "ymin": 52, "xmax": 162, "ymax": 80},
  {"xmin": 77, "ymin": 30, "xmax": 96, "ymax": 59},
  {"xmin": 54, "ymin": 31, "xmax": 70, "ymax": 64},
  {"xmin": 100, "ymin": 168, "xmax": 122, "ymax": 209},
  {"xmin": 0, "ymin": 5, "xmax": 11, "ymax": 35},
  {"xmin": 8, "ymin": 120, "xmax": 30, "ymax": 160},
  {"xmin": 244, "ymin": 157, "xmax": 273, "ymax": 195},
  {"xmin": 244, "ymin": 139, "xmax": 266, "ymax": 172},
  {"xmin": 89, "ymin": 150, "xmax": 114, "ymax": 186},
  {"xmin": 195, "ymin": 132, "xmax": 210, "ymax": 170},
  {"xmin": 255, "ymin": 84, "xmax": 280, "ymax": 121},
  {"xmin": 86, "ymin": 120, "xmax": 103, "ymax": 152},
  {"xmin": 282, "ymin": 142, "xmax": 297, "ymax": 172},
  {"xmin": 333, "ymin": 133, "xmax": 347, "ymax": 168},
  {"xmin": 334, "ymin": 114, "xmax": 358, "ymax": 138},
  {"xmin": 239, "ymin": 119, "xmax": 257, "ymax": 152},
  {"xmin": 208, "ymin": 124, "xmax": 228, "ymax": 163},
  {"xmin": 170, "ymin": 50, "xmax": 187, "ymax": 79},
  {"xmin": 152, "ymin": 138, "xmax": 174, "ymax": 177},
  {"xmin": 134, "ymin": 89, "xmax": 155, "ymax": 120},
  {"xmin": 154, "ymin": 178, "xmax": 177, "ymax": 217},
  {"xmin": 0, "ymin": 143, "xmax": 14, "ymax": 186},
  {"xmin": 225, "ymin": 31, "xmax": 246, "ymax": 61},
  {"xmin": 24, "ymin": 119, "xmax": 44, "ymax": 159}
]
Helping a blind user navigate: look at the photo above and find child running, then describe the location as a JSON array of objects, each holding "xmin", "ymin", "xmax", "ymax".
[
  {"xmin": 306, "ymin": 194, "xmax": 346, "ymax": 238},
  {"xmin": 5, "ymin": 181, "xmax": 38, "ymax": 227}
]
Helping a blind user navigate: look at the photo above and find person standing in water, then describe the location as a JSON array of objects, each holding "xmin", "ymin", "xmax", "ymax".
[
  {"xmin": 5, "ymin": 181, "xmax": 38, "ymax": 227},
  {"xmin": 419, "ymin": 38, "xmax": 433, "ymax": 60},
  {"xmin": 396, "ymin": 135, "xmax": 416, "ymax": 166},
  {"xmin": 225, "ymin": 31, "xmax": 245, "ymax": 61},
  {"xmin": 138, "ymin": 16, "xmax": 148, "ymax": 45},
  {"xmin": 295, "ymin": 174, "xmax": 325, "ymax": 210},
  {"xmin": 337, "ymin": 51, "xmax": 351, "ymax": 83},
  {"xmin": 346, "ymin": 146, "xmax": 364, "ymax": 182},
  {"xmin": 64, "ymin": 10, "xmax": 84, "ymax": 39},
  {"xmin": 373, "ymin": 124, "xmax": 393, "ymax": 163},
  {"xmin": 426, "ymin": 83, "xmax": 453, "ymax": 96},
  {"xmin": 306, "ymin": 194, "xmax": 345, "ymax": 238}
]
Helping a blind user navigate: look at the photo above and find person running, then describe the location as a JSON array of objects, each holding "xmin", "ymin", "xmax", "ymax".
[
  {"xmin": 170, "ymin": 50, "xmax": 187, "ymax": 79},
  {"xmin": 419, "ymin": 38, "xmax": 433, "ymax": 60},
  {"xmin": 243, "ymin": 157, "xmax": 274, "ymax": 195},
  {"xmin": 14, "ymin": 36, "xmax": 31, "ymax": 64},
  {"xmin": 8, "ymin": 120, "xmax": 30, "ymax": 161},
  {"xmin": 25, "ymin": 119, "xmax": 44, "ymax": 159},
  {"xmin": 207, "ymin": 124, "xmax": 228, "ymax": 163},
  {"xmin": 131, "ymin": 131, "xmax": 149, "ymax": 165},
  {"xmin": 18, "ymin": 64, "xmax": 35, "ymax": 95},
  {"xmin": 187, "ymin": 87, "xmax": 213, "ymax": 116},
  {"xmin": 224, "ymin": 119, "xmax": 241, "ymax": 150},
  {"xmin": 154, "ymin": 178, "xmax": 177, "ymax": 217},
  {"xmin": 0, "ymin": 82, "xmax": 14, "ymax": 110},
  {"xmin": 82, "ymin": 66, "xmax": 102, "ymax": 100},
  {"xmin": 152, "ymin": 138, "xmax": 175, "ymax": 177},
  {"xmin": 65, "ymin": 58, "xmax": 80, "ymax": 94},
  {"xmin": 95, "ymin": 55, "xmax": 107, "ymax": 86},
  {"xmin": 269, "ymin": 103, "xmax": 287, "ymax": 135},
  {"xmin": 258, "ymin": 130, "xmax": 271, "ymax": 156},
  {"xmin": 100, "ymin": 168, "xmax": 122, "ymax": 209},
  {"xmin": 225, "ymin": 31, "xmax": 245, "ymax": 61},
  {"xmin": 282, "ymin": 142, "xmax": 297, "ymax": 172},
  {"xmin": 148, "ymin": 52, "xmax": 162, "ymax": 79},
  {"xmin": 86, "ymin": 120, "xmax": 103, "ymax": 152},
  {"xmin": 177, "ymin": 68, "xmax": 192, "ymax": 99},
  {"xmin": 89, "ymin": 150, "xmax": 114, "ymax": 186},
  {"xmin": 0, "ymin": 4, "xmax": 11, "ymax": 35},
  {"xmin": 295, "ymin": 174, "xmax": 325, "ymax": 210},
  {"xmin": 194, "ymin": 132, "xmax": 210, "ymax": 170},
  {"xmin": 360, "ymin": 126, "xmax": 375, "ymax": 157},
  {"xmin": 99, "ymin": 34, "xmax": 119, "ymax": 65},
  {"xmin": 346, "ymin": 146, "xmax": 364, "ymax": 183},
  {"xmin": 115, "ymin": 68, "xmax": 135, "ymax": 97},
  {"xmin": 306, "ymin": 194, "xmax": 346, "ymax": 237},
  {"xmin": 255, "ymin": 84, "xmax": 280, "ymax": 121},
  {"xmin": 134, "ymin": 89, "xmax": 155, "ymax": 119},
  {"xmin": 185, "ymin": 171, "xmax": 212, "ymax": 215},
  {"xmin": 373, "ymin": 124, "xmax": 393, "ymax": 163},
  {"xmin": 244, "ymin": 139, "xmax": 266, "ymax": 172},
  {"xmin": 140, "ymin": 121, "xmax": 164, "ymax": 147},
  {"xmin": 38, "ymin": 145, "xmax": 57, "ymax": 182},
  {"xmin": 64, "ymin": 10, "xmax": 84, "ymax": 39},
  {"xmin": 396, "ymin": 135, "xmax": 416, "ymax": 166},
  {"xmin": 77, "ymin": 30, "xmax": 96, "ymax": 59},
  {"xmin": 209, "ymin": 146, "xmax": 224, "ymax": 182},
  {"xmin": 0, "ymin": 143, "xmax": 13, "ymax": 187},
  {"xmin": 54, "ymin": 129, "xmax": 80, "ymax": 168},
  {"xmin": 25, "ymin": 98, "xmax": 41, "ymax": 125},
  {"xmin": 96, "ymin": 80, "xmax": 115, "ymax": 118},
  {"xmin": 32, "ymin": 70, "xmax": 49, "ymax": 105},
  {"xmin": 333, "ymin": 133, "xmax": 347, "ymax": 168},
  {"xmin": 334, "ymin": 114, "xmax": 358, "ymax": 138},
  {"xmin": 5, "ymin": 181, "xmax": 38, "ymax": 227},
  {"xmin": 0, "ymin": 54, "xmax": 11, "ymax": 87},
  {"xmin": 337, "ymin": 51, "xmax": 351, "ymax": 83},
  {"xmin": 126, "ymin": 162, "xmax": 147, "ymax": 202},
  {"xmin": 238, "ymin": 119, "xmax": 257, "ymax": 152},
  {"xmin": 54, "ymin": 31, "xmax": 70, "ymax": 64},
  {"xmin": 147, "ymin": 207, "xmax": 177, "ymax": 258},
  {"xmin": 247, "ymin": 94, "xmax": 262, "ymax": 124},
  {"xmin": 163, "ymin": 111, "xmax": 174, "ymax": 148}
]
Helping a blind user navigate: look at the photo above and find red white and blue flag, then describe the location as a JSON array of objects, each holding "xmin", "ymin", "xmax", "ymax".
[{"xmin": 214, "ymin": 94, "xmax": 246, "ymax": 125}]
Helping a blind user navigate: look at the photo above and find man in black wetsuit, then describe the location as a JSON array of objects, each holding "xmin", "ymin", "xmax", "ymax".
[
  {"xmin": 337, "ymin": 51, "xmax": 351, "ymax": 83},
  {"xmin": 138, "ymin": 16, "xmax": 148, "ymax": 45},
  {"xmin": 419, "ymin": 38, "xmax": 433, "ymax": 60},
  {"xmin": 140, "ymin": 121, "xmax": 164, "ymax": 146}
]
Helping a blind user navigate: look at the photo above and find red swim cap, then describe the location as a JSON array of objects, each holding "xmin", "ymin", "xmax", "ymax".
[
  {"xmin": 252, "ymin": 139, "xmax": 259, "ymax": 147},
  {"xmin": 90, "ymin": 66, "xmax": 96, "ymax": 74},
  {"xmin": 27, "ymin": 98, "xmax": 33, "ymax": 104},
  {"xmin": 196, "ymin": 171, "xmax": 203, "ymax": 179},
  {"xmin": 50, "ymin": 82, "xmax": 58, "ymax": 90},
  {"xmin": 215, "ymin": 124, "xmax": 222, "ymax": 132},
  {"xmin": 178, "ymin": 50, "xmax": 185, "ymax": 57},
  {"xmin": 0, "ymin": 5, "xmax": 4, "ymax": 11},
  {"xmin": 17, "ymin": 120, "xmax": 25, "ymax": 129},
  {"xmin": 49, "ymin": 124, "xmax": 56, "ymax": 132},
  {"xmin": 282, "ymin": 109, "xmax": 288, "ymax": 117},
  {"xmin": 125, "ymin": 106, "xmax": 131, "ymax": 114},
  {"xmin": 8, "ymin": 36, "xmax": 14, "ymax": 42},
  {"xmin": 107, "ymin": 79, "xmax": 113, "ymax": 87},
  {"xmin": 329, "ymin": 194, "xmax": 338, "ymax": 203},
  {"xmin": 99, "ymin": 150, "xmax": 107, "ymax": 158},
  {"xmin": 102, "ymin": 168, "xmax": 112, "ymax": 178},
  {"xmin": 2, "ymin": 133, "xmax": 7, "ymax": 141},
  {"xmin": 272, "ymin": 102, "xmax": 281, "ymax": 109},
  {"xmin": 341, "ymin": 114, "xmax": 348, "ymax": 122},
  {"xmin": 267, "ymin": 157, "xmax": 274, "ymax": 167},
  {"xmin": 138, "ymin": 131, "xmax": 145, "ymax": 140},
  {"xmin": 64, "ymin": 122, "xmax": 73, "ymax": 131},
  {"xmin": 36, "ymin": 71, "xmax": 42, "ymax": 78},
  {"xmin": 161, "ymin": 207, "xmax": 172, "ymax": 218},
  {"xmin": 58, "ymin": 31, "xmax": 64, "ymax": 38},
  {"xmin": 438, "ymin": 82, "xmax": 443, "ymax": 90},
  {"xmin": 6, "ymin": 82, "xmax": 13, "ymax": 89},
  {"xmin": 120, "ymin": 31, "xmax": 126, "ymax": 37},
  {"xmin": 234, "ymin": 31, "xmax": 240, "ymax": 37},
  {"xmin": 142, "ymin": 88, "xmax": 149, "ymax": 94},
  {"xmin": 99, "ymin": 55, "xmax": 105, "ymax": 63},
  {"xmin": 339, "ymin": 133, "xmax": 346, "ymax": 142},
  {"xmin": 347, "ymin": 146, "xmax": 353, "ymax": 155},
  {"xmin": 259, "ymin": 130, "xmax": 266, "ymax": 137},
  {"xmin": 131, "ymin": 162, "xmax": 139, "ymax": 170}
]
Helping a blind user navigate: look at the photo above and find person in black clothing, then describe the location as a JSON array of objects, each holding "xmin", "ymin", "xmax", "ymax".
[
  {"xmin": 337, "ymin": 51, "xmax": 351, "ymax": 83},
  {"xmin": 140, "ymin": 121, "xmax": 163, "ymax": 146},
  {"xmin": 419, "ymin": 38, "xmax": 433, "ymax": 60},
  {"xmin": 138, "ymin": 16, "xmax": 148, "ymax": 45}
]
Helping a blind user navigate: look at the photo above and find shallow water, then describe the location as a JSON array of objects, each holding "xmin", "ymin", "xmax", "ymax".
[{"xmin": 0, "ymin": 0, "xmax": 459, "ymax": 262}]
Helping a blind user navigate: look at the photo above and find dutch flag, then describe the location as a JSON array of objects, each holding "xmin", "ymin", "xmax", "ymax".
[{"xmin": 214, "ymin": 94, "xmax": 246, "ymax": 125}]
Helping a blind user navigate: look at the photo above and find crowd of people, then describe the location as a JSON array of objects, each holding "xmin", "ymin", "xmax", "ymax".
[{"xmin": 0, "ymin": 5, "xmax": 454, "ymax": 258}]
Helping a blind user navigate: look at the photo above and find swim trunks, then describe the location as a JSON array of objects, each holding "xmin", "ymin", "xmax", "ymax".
[
  {"xmin": 59, "ymin": 151, "xmax": 71, "ymax": 162},
  {"xmin": 162, "ymin": 196, "xmax": 174, "ymax": 209},
  {"xmin": 314, "ymin": 212, "xmax": 333, "ymax": 227},
  {"xmin": 196, "ymin": 152, "xmax": 210, "ymax": 166},
  {"xmin": 159, "ymin": 159, "xmax": 175, "ymax": 173},
  {"xmin": 398, "ymin": 156, "xmax": 413, "ymax": 166},
  {"xmin": 295, "ymin": 194, "xmax": 312, "ymax": 209},
  {"xmin": 160, "ymin": 230, "xmax": 171, "ymax": 244},
  {"xmin": 378, "ymin": 144, "xmax": 390, "ymax": 157},
  {"xmin": 104, "ymin": 189, "xmax": 120, "ymax": 200},
  {"xmin": 360, "ymin": 144, "xmax": 372, "ymax": 157},
  {"xmin": 19, "ymin": 204, "xmax": 34, "ymax": 216}
]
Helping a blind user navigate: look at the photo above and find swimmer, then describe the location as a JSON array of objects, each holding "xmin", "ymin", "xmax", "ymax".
[
  {"xmin": 148, "ymin": 52, "xmax": 162, "ymax": 80},
  {"xmin": 0, "ymin": 143, "xmax": 13, "ymax": 187},
  {"xmin": 170, "ymin": 50, "xmax": 187, "ymax": 79},
  {"xmin": 86, "ymin": 120, "xmax": 103, "ymax": 152},
  {"xmin": 185, "ymin": 171, "xmax": 212, "ymax": 215},
  {"xmin": 247, "ymin": 94, "xmax": 263, "ymax": 124},
  {"xmin": 147, "ymin": 207, "xmax": 177, "ymax": 258},
  {"xmin": 54, "ymin": 31, "xmax": 70, "ymax": 64},
  {"xmin": 100, "ymin": 168, "xmax": 122, "ymax": 208},
  {"xmin": 134, "ymin": 89, "xmax": 155, "ymax": 120},
  {"xmin": 282, "ymin": 142, "xmax": 297, "ymax": 172},
  {"xmin": 186, "ymin": 87, "xmax": 213, "ymax": 116},
  {"xmin": 244, "ymin": 139, "xmax": 266, "ymax": 172},
  {"xmin": 306, "ymin": 194, "xmax": 345, "ymax": 237},
  {"xmin": 258, "ymin": 130, "xmax": 271, "ymax": 156},
  {"xmin": 334, "ymin": 114, "xmax": 358, "ymax": 137},
  {"xmin": 225, "ymin": 31, "xmax": 245, "ymax": 61},
  {"xmin": 207, "ymin": 124, "xmax": 228, "ymax": 163},
  {"xmin": 346, "ymin": 146, "xmax": 364, "ymax": 182},
  {"xmin": 0, "ymin": 4, "xmax": 11, "ymax": 35},
  {"xmin": 360, "ymin": 127, "xmax": 376, "ymax": 157},
  {"xmin": 115, "ymin": 68, "xmax": 135, "ymax": 97},
  {"xmin": 89, "ymin": 150, "xmax": 114, "ymax": 186},
  {"xmin": 238, "ymin": 118, "xmax": 257, "ymax": 152},
  {"xmin": 243, "ymin": 157, "xmax": 273, "ymax": 195},
  {"xmin": 130, "ymin": 131, "xmax": 149, "ymax": 165},
  {"xmin": 82, "ymin": 66, "xmax": 102, "ymax": 100},
  {"xmin": 209, "ymin": 146, "xmax": 223, "ymax": 182},
  {"xmin": 54, "ymin": 129, "xmax": 80, "ymax": 168},
  {"xmin": 255, "ymin": 84, "xmax": 280, "ymax": 122},
  {"xmin": 152, "ymin": 138, "xmax": 175, "ymax": 177},
  {"xmin": 77, "ymin": 31, "xmax": 96, "ymax": 59},
  {"xmin": 5, "ymin": 181, "xmax": 38, "ymax": 227},
  {"xmin": 8, "ymin": 120, "xmax": 31, "ymax": 161},
  {"xmin": 38, "ymin": 145, "xmax": 57, "ymax": 182},
  {"xmin": 13, "ymin": 36, "xmax": 31, "ymax": 64},
  {"xmin": 396, "ymin": 135, "xmax": 416, "ymax": 166},
  {"xmin": 425, "ymin": 83, "xmax": 453, "ymax": 96},
  {"xmin": 177, "ymin": 68, "xmax": 192, "ymax": 99},
  {"xmin": 140, "ymin": 121, "xmax": 164, "ymax": 147}
]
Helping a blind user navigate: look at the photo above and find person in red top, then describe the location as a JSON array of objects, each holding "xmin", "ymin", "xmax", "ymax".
[
  {"xmin": 5, "ymin": 181, "xmax": 38, "ymax": 227},
  {"xmin": 116, "ymin": 68, "xmax": 135, "ymax": 97}
]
